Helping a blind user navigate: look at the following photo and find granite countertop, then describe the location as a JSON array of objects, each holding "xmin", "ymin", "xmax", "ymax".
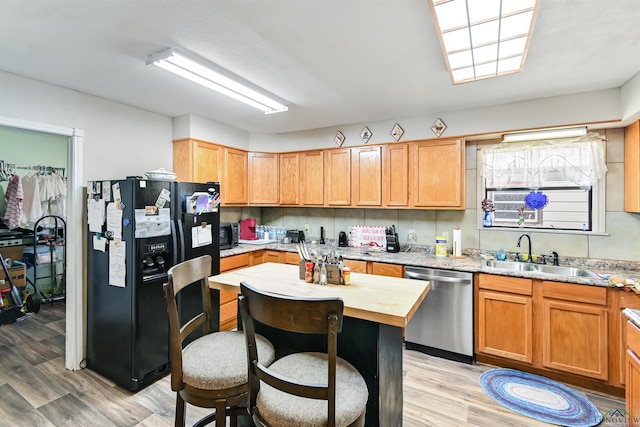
[{"xmin": 221, "ymin": 242, "xmax": 640, "ymax": 288}]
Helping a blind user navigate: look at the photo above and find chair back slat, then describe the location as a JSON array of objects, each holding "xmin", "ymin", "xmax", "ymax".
[{"xmin": 240, "ymin": 282, "xmax": 343, "ymax": 334}]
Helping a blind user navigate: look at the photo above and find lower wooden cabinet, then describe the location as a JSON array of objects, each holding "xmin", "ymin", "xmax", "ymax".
[
  {"xmin": 477, "ymin": 274, "xmax": 533, "ymax": 363},
  {"xmin": 477, "ymin": 274, "xmax": 615, "ymax": 389},
  {"xmin": 541, "ymin": 281, "xmax": 608, "ymax": 380},
  {"xmin": 626, "ymin": 321, "xmax": 640, "ymax": 416},
  {"xmin": 264, "ymin": 250, "xmax": 283, "ymax": 264},
  {"xmin": 218, "ymin": 252, "xmax": 258, "ymax": 331}
]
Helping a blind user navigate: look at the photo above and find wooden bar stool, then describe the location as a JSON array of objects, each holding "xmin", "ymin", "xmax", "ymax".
[
  {"xmin": 163, "ymin": 256, "xmax": 275, "ymax": 427},
  {"xmin": 238, "ymin": 281, "xmax": 368, "ymax": 427}
]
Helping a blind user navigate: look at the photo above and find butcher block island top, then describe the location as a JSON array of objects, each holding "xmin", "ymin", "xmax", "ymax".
[{"xmin": 208, "ymin": 262, "xmax": 430, "ymax": 328}]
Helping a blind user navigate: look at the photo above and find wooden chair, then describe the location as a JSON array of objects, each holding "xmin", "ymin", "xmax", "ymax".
[
  {"xmin": 238, "ymin": 281, "xmax": 368, "ymax": 427},
  {"xmin": 163, "ymin": 256, "xmax": 275, "ymax": 427}
]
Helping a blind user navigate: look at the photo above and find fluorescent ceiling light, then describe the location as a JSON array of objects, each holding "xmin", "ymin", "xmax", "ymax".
[
  {"xmin": 502, "ymin": 127, "xmax": 588, "ymax": 143},
  {"xmin": 146, "ymin": 48, "xmax": 288, "ymax": 114},
  {"xmin": 428, "ymin": 0, "xmax": 539, "ymax": 84}
]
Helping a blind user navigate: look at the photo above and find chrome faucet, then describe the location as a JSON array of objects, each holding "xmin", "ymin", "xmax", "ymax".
[{"xmin": 517, "ymin": 234, "xmax": 532, "ymax": 263}]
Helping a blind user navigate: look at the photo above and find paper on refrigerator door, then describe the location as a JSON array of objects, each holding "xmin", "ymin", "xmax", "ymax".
[
  {"xmin": 134, "ymin": 207, "xmax": 171, "ymax": 238},
  {"xmin": 109, "ymin": 240, "xmax": 126, "ymax": 287},
  {"xmin": 87, "ymin": 198, "xmax": 105, "ymax": 232},
  {"xmin": 106, "ymin": 202, "xmax": 123, "ymax": 238},
  {"xmin": 191, "ymin": 224, "xmax": 213, "ymax": 248}
]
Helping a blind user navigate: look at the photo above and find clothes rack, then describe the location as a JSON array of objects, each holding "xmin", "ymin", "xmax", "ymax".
[{"xmin": 0, "ymin": 160, "xmax": 66, "ymax": 181}]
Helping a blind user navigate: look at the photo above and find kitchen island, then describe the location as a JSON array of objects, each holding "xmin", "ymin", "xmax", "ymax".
[{"xmin": 209, "ymin": 262, "xmax": 430, "ymax": 427}]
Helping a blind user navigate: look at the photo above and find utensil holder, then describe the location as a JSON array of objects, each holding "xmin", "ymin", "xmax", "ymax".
[{"xmin": 299, "ymin": 261, "xmax": 342, "ymax": 284}]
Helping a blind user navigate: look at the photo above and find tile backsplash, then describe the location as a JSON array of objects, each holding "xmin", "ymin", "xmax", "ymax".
[{"xmin": 221, "ymin": 128, "xmax": 640, "ymax": 263}]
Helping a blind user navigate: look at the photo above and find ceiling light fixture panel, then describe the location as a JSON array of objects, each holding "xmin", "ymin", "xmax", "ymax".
[
  {"xmin": 502, "ymin": 126, "xmax": 588, "ymax": 143},
  {"xmin": 429, "ymin": 0, "xmax": 539, "ymax": 84},
  {"xmin": 146, "ymin": 48, "xmax": 288, "ymax": 114}
]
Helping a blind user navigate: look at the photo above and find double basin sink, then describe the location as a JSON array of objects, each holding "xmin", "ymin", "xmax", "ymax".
[{"xmin": 483, "ymin": 260, "xmax": 600, "ymax": 279}]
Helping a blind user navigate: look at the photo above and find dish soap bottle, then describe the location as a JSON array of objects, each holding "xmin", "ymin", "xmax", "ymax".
[{"xmin": 497, "ymin": 247, "xmax": 506, "ymax": 261}]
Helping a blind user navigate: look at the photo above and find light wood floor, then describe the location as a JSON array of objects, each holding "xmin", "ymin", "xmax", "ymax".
[{"xmin": 0, "ymin": 303, "xmax": 625, "ymax": 426}]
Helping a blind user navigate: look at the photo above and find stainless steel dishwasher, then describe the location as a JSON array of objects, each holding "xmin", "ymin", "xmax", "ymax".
[{"xmin": 404, "ymin": 266, "xmax": 474, "ymax": 364}]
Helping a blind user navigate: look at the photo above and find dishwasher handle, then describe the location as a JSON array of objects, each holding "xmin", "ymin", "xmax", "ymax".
[{"xmin": 405, "ymin": 270, "xmax": 472, "ymax": 284}]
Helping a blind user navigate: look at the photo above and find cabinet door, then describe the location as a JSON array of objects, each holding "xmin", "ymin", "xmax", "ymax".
[
  {"xmin": 625, "ymin": 120, "xmax": 640, "ymax": 213},
  {"xmin": 383, "ymin": 143, "xmax": 410, "ymax": 207},
  {"xmin": 249, "ymin": 152, "xmax": 279, "ymax": 205},
  {"xmin": 224, "ymin": 148, "xmax": 248, "ymax": 204},
  {"xmin": 325, "ymin": 148, "xmax": 351, "ymax": 206},
  {"xmin": 413, "ymin": 138, "xmax": 465, "ymax": 208},
  {"xmin": 173, "ymin": 139, "xmax": 223, "ymax": 184},
  {"xmin": 542, "ymin": 299, "xmax": 608, "ymax": 379},
  {"xmin": 301, "ymin": 150, "xmax": 324, "ymax": 205},
  {"xmin": 279, "ymin": 152, "xmax": 300, "ymax": 205},
  {"xmin": 627, "ymin": 350, "xmax": 640, "ymax": 417},
  {"xmin": 351, "ymin": 146, "xmax": 382, "ymax": 206},
  {"xmin": 195, "ymin": 141, "xmax": 223, "ymax": 183},
  {"xmin": 478, "ymin": 291, "xmax": 533, "ymax": 363}
]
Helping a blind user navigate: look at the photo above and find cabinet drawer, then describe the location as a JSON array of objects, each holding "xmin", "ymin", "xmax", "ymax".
[
  {"xmin": 542, "ymin": 281, "xmax": 607, "ymax": 306},
  {"xmin": 371, "ymin": 263, "xmax": 403, "ymax": 278},
  {"xmin": 345, "ymin": 259, "xmax": 367, "ymax": 274},
  {"xmin": 284, "ymin": 252, "xmax": 301, "ymax": 265},
  {"xmin": 220, "ymin": 253, "xmax": 250, "ymax": 272},
  {"xmin": 478, "ymin": 274, "xmax": 532, "ymax": 296},
  {"xmin": 220, "ymin": 290, "xmax": 237, "ymax": 305},
  {"xmin": 628, "ymin": 321, "xmax": 640, "ymax": 354},
  {"xmin": 220, "ymin": 299, "xmax": 238, "ymax": 324}
]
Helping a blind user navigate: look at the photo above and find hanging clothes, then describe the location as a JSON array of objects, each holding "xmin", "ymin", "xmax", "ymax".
[
  {"xmin": 20, "ymin": 173, "xmax": 44, "ymax": 228},
  {"xmin": 4, "ymin": 174, "xmax": 24, "ymax": 229}
]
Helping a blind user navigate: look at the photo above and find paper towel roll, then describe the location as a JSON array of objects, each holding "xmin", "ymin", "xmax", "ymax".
[{"xmin": 453, "ymin": 227, "xmax": 462, "ymax": 257}]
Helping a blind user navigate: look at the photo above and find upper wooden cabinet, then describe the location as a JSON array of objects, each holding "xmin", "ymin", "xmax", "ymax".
[
  {"xmin": 174, "ymin": 137, "xmax": 466, "ymax": 209},
  {"xmin": 383, "ymin": 143, "xmax": 411, "ymax": 207},
  {"xmin": 223, "ymin": 147, "xmax": 248, "ymax": 205},
  {"xmin": 279, "ymin": 152, "xmax": 300, "ymax": 205},
  {"xmin": 625, "ymin": 120, "xmax": 640, "ymax": 213},
  {"xmin": 413, "ymin": 138, "xmax": 465, "ymax": 209},
  {"xmin": 352, "ymin": 146, "xmax": 382, "ymax": 206},
  {"xmin": 325, "ymin": 148, "xmax": 351, "ymax": 206},
  {"xmin": 248, "ymin": 152, "xmax": 278, "ymax": 205},
  {"xmin": 173, "ymin": 139, "xmax": 223, "ymax": 183},
  {"xmin": 301, "ymin": 151, "xmax": 324, "ymax": 206}
]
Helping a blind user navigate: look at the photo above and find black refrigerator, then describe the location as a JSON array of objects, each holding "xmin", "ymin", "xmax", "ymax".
[{"xmin": 86, "ymin": 178, "xmax": 221, "ymax": 391}]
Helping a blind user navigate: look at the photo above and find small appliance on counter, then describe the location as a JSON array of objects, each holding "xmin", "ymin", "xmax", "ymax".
[
  {"xmin": 286, "ymin": 230, "xmax": 305, "ymax": 243},
  {"xmin": 240, "ymin": 218, "xmax": 257, "ymax": 240},
  {"xmin": 386, "ymin": 225, "xmax": 400, "ymax": 253},
  {"xmin": 220, "ymin": 222, "xmax": 239, "ymax": 249},
  {"xmin": 338, "ymin": 231, "xmax": 348, "ymax": 247}
]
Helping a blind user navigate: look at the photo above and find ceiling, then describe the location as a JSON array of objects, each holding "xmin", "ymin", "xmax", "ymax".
[{"xmin": 1, "ymin": 1, "xmax": 639, "ymax": 135}]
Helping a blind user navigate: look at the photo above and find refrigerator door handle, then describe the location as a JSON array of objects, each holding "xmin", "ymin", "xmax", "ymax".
[
  {"xmin": 176, "ymin": 219, "xmax": 186, "ymax": 263},
  {"xmin": 170, "ymin": 220, "xmax": 179, "ymax": 266}
]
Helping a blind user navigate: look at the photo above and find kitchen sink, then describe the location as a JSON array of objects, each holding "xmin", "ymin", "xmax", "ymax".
[
  {"xmin": 534, "ymin": 264, "xmax": 600, "ymax": 278},
  {"xmin": 483, "ymin": 259, "xmax": 599, "ymax": 278},
  {"xmin": 484, "ymin": 260, "xmax": 538, "ymax": 272}
]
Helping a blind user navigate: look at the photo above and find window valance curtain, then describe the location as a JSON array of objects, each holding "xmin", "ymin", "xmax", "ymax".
[{"xmin": 481, "ymin": 133, "xmax": 607, "ymax": 189}]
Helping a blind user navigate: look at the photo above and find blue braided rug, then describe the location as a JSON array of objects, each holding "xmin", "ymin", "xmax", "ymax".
[{"xmin": 479, "ymin": 368, "xmax": 603, "ymax": 427}]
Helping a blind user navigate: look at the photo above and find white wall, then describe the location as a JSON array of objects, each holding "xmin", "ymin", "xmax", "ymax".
[
  {"xmin": 621, "ymin": 71, "xmax": 640, "ymax": 123},
  {"xmin": 0, "ymin": 71, "xmax": 173, "ymax": 182},
  {"xmin": 172, "ymin": 114, "xmax": 250, "ymax": 150}
]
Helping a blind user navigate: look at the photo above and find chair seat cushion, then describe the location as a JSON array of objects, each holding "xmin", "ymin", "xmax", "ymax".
[
  {"xmin": 182, "ymin": 331, "xmax": 275, "ymax": 390},
  {"xmin": 257, "ymin": 352, "xmax": 368, "ymax": 427}
]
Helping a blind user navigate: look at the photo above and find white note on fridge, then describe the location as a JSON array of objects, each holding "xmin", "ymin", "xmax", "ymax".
[{"xmin": 192, "ymin": 224, "xmax": 213, "ymax": 248}]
